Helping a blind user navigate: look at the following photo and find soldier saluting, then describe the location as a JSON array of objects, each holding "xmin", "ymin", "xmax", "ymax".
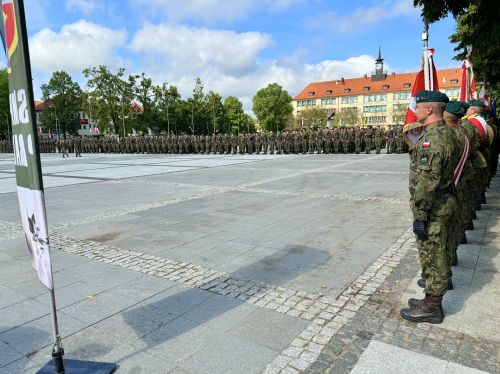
[{"xmin": 400, "ymin": 90, "xmax": 460, "ymax": 324}]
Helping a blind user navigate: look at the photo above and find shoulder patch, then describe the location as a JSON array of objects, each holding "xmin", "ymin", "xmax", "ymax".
[{"xmin": 422, "ymin": 141, "xmax": 431, "ymax": 148}]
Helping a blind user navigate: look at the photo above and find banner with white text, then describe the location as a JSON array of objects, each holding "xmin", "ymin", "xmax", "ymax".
[{"xmin": 1, "ymin": 0, "xmax": 53, "ymax": 289}]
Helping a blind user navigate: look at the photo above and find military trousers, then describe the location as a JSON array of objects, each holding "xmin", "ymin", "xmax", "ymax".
[{"xmin": 416, "ymin": 198, "xmax": 456, "ymax": 298}]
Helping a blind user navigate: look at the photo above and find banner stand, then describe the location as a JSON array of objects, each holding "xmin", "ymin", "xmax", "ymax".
[
  {"xmin": 0, "ymin": 1, "xmax": 118, "ymax": 373},
  {"xmin": 36, "ymin": 291, "xmax": 117, "ymax": 374}
]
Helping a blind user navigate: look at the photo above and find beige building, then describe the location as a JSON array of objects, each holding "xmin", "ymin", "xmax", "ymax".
[{"xmin": 292, "ymin": 50, "xmax": 462, "ymax": 126}]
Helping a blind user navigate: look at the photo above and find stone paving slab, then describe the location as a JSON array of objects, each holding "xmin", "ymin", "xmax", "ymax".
[{"xmin": 351, "ymin": 340, "xmax": 488, "ymax": 374}]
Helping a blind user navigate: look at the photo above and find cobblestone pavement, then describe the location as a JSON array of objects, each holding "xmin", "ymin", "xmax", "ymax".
[{"xmin": 0, "ymin": 153, "xmax": 497, "ymax": 373}]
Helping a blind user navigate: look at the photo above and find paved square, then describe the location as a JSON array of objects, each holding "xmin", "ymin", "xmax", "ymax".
[{"xmin": 1, "ymin": 152, "xmax": 497, "ymax": 373}]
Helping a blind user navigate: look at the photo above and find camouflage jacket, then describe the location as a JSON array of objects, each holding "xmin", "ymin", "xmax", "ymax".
[{"xmin": 409, "ymin": 120, "xmax": 459, "ymax": 221}]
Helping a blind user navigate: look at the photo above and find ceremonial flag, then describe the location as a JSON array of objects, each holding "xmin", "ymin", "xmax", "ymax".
[
  {"xmin": 478, "ymin": 82, "xmax": 490, "ymax": 109},
  {"xmin": 1, "ymin": 0, "xmax": 53, "ymax": 289},
  {"xmin": 403, "ymin": 48, "xmax": 440, "ymax": 147},
  {"xmin": 459, "ymin": 59, "xmax": 477, "ymax": 102}
]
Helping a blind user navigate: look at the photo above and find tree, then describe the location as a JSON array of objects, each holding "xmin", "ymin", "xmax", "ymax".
[
  {"xmin": 0, "ymin": 68, "xmax": 10, "ymax": 137},
  {"xmin": 252, "ymin": 83, "xmax": 293, "ymax": 132},
  {"xmin": 83, "ymin": 66, "xmax": 136, "ymax": 136},
  {"xmin": 153, "ymin": 82, "xmax": 181, "ymax": 134},
  {"xmin": 40, "ymin": 70, "xmax": 82, "ymax": 137},
  {"xmin": 223, "ymin": 96, "xmax": 245, "ymax": 134},
  {"xmin": 132, "ymin": 72, "xmax": 155, "ymax": 133},
  {"xmin": 296, "ymin": 107, "xmax": 327, "ymax": 130},
  {"xmin": 392, "ymin": 103, "xmax": 408, "ymax": 125},
  {"xmin": 339, "ymin": 107, "xmax": 360, "ymax": 126},
  {"xmin": 205, "ymin": 91, "xmax": 225, "ymax": 134},
  {"xmin": 413, "ymin": 0, "xmax": 500, "ymax": 86}
]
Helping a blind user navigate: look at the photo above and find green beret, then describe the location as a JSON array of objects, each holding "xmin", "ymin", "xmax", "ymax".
[
  {"xmin": 445, "ymin": 101, "xmax": 467, "ymax": 117},
  {"xmin": 467, "ymin": 99, "xmax": 485, "ymax": 108},
  {"xmin": 416, "ymin": 90, "xmax": 449, "ymax": 103}
]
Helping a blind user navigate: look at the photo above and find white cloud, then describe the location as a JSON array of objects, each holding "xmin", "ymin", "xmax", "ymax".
[
  {"xmin": 29, "ymin": 20, "xmax": 129, "ymax": 75},
  {"xmin": 130, "ymin": 0, "xmax": 304, "ymax": 25},
  {"xmin": 309, "ymin": 0, "xmax": 418, "ymax": 35},
  {"xmin": 130, "ymin": 23, "xmax": 272, "ymax": 76},
  {"xmin": 131, "ymin": 31, "xmax": 382, "ymax": 114},
  {"xmin": 65, "ymin": 0, "xmax": 102, "ymax": 14}
]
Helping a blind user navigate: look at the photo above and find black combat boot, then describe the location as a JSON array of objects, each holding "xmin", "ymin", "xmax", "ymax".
[
  {"xmin": 451, "ymin": 254, "xmax": 458, "ymax": 266},
  {"xmin": 481, "ymin": 193, "xmax": 486, "ymax": 204},
  {"xmin": 417, "ymin": 277, "xmax": 453, "ymax": 290},
  {"xmin": 476, "ymin": 202, "xmax": 482, "ymax": 211},
  {"xmin": 400, "ymin": 295, "xmax": 444, "ymax": 324},
  {"xmin": 461, "ymin": 233, "xmax": 467, "ymax": 244},
  {"xmin": 472, "ymin": 210, "xmax": 477, "ymax": 220},
  {"xmin": 466, "ymin": 221, "xmax": 474, "ymax": 230}
]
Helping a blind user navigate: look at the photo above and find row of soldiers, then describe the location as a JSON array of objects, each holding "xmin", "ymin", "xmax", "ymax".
[
  {"xmin": 399, "ymin": 93, "xmax": 499, "ymax": 325},
  {"xmin": 0, "ymin": 126, "xmax": 409, "ymax": 155}
]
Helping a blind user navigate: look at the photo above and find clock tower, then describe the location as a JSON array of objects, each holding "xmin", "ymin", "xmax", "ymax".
[{"xmin": 371, "ymin": 47, "xmax": 387, "ymax": 81}]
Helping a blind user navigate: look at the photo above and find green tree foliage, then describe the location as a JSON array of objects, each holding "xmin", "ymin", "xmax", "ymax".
[
  {"xmin": 205, "ymin": 91, "xmax": 225, "ymax": 134},
  {"xmin": 153, "ymin": 82, "xmax": 180, "ymax": 134},
  {"xmin": 339, "ymin": 107, "xmax": 360, "ymax": 126},
  {"xmin": 83, "ymin": 66, "xmax": 136, "ymax": 136},
  {"xmin": 132, "ymin": 72, "xmax": 155, "ymax": 133},
  {"xmin": 40, "ymin": 70, "xmax": 82, "ymax": 137},
  {"xmin": 296, "ymin": 107, "xmax": 327, "ymax": 130},
  {"xmin": 0, "ymin": 68, "xmax": 10, "ymax": 137},
  {"xmin": 392, "ymin": 103, "xmax": 408, "ymax": 125},
  {"xmin": 414, "ymin": 0, "xmax": 500, "ymax": 85},
  {"xmin": 252, "ymin": 83, "xmax": 293, "ymax": 132}
]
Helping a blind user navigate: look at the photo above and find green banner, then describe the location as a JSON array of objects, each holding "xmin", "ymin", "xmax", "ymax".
[{"xmin": 1, "ymin": 0, "xmax": 53, "ymax": 289}]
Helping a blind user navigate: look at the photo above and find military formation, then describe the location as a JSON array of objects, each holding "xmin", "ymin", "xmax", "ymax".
[
  {"xmin": 399, "ymin": 92, "xmax": 499, "ymax": 325},
  {"xmin": 0, "ymin": 125, "xmax": 409, "ymax": 155}
]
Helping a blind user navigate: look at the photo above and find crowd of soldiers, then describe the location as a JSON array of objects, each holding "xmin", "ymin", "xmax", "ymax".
[
  {"xmin": 0, "ymin": 125, "xmax": 409, "ymax": 155},
  {"xmin": 399, "ymin": 93, "xmax": 499, "ymax": 325}
]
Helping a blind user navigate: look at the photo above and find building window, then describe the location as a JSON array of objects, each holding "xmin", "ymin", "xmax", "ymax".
[
  {"xmin": 344, "ymin": 88, "xmax": 351, "ymax": 93},
  {"xmin": 382, "ymin": 85, "xmax": 389, "ymax": 90},
  {"xmin": 325, "ymin": 90, "xmax": 332, "ymax": 95},
  {"xmin": 445, "ymin": 88, "xmax": 460, "ymax": 100},
  {"xmin": 363, "ymin": 93, "xmax": 387, "ymax": 103},
  {"xmin": 404, "ymin": 83, "xmax": 411, "ymax": 88},
  {"xmin": 341, "ymin": 96, "xmax": 357, "ymax": 104},
  {"xmin": 321, "ymin": 98, "xmax": 336, "ymax": 106},
  {"xmin": 308, "ymin": 91, "xmax": 315, "ymax": 96},
  {"xmin": 363, "ymin": 105, "xmax": 387, "ymax": 113},
  {"xmin": 450, "ymin": 79, "xmax": 458, "ymax": 85},
  {"xmin": 367, "ymin": 116, "xmax": 386, "ymax": 124},
  {"xmin": 393, "ymin": 91, "xmax": 411, "ymax": 101},
  {"xmin": 363, "ymin": 87, "xmax": 370, "ymax": 92}
]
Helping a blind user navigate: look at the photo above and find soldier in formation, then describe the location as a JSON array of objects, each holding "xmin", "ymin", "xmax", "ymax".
[
  {"xmin": 400, "ymin": 91, "xmax": 499, "ymax": 324},
  {"xmin": 0, "ymin": 126, "xmax": 410, "ymax": 155}
]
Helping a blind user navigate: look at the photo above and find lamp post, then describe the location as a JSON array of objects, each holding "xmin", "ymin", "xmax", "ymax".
[
  {"xmin": 4, "ymin": 114, "xmax": 9, "ymax": 140},
  {"xmin": 191, "ymin": 101, "xmax": 194, "ymax": 135}
]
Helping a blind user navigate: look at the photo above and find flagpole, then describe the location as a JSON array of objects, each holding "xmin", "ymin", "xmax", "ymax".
[
  {"xmin": 466, "ymin": 46, "xmax": 472, "ymax": 101},
  {"xmin": 422, "ymin": 20, "xmax": 430, "ymax": 90}
]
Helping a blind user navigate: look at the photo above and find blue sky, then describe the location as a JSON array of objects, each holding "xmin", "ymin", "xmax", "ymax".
[{"xmin": 3, "ymin": 0, "xmax": 460, "ymax": 112}]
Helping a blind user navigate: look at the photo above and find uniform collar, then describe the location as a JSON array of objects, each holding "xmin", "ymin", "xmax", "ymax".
[{"xmin": 425, "ymin": 120, "xmax": 444, "ymax": 131}]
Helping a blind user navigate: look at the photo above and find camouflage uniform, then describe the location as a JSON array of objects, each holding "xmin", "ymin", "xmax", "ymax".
[{"xmin": 409, "ymin": 121, "xmax": 459, "ymax": 298}]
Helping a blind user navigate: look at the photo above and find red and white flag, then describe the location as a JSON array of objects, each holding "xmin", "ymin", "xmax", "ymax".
[
  {"xmin": 459, "ymin": 59, "xmax": 477, "ymax": 102},
  {"xmin": 403, "ymin": 48, "xmax": 440, "ymax": 147},
  {"xmin": 478, "ymin": 82, "xmax": 490, "ymax": 109}
]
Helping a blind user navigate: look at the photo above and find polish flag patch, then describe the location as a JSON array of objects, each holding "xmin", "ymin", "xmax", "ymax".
[{"xmin": 422, "ymin": 141, "xmax": 431, "ymax": 148}]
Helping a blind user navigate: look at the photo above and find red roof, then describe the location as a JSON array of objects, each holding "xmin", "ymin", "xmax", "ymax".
[{"xmin": 294, "ymin": 68, "xmax": 462, "ymax": 100}]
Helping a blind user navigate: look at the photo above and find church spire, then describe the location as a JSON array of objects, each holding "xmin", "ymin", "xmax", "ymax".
[{"xmin": 377, "ymin": 46, "xmax": 382, "ymax": 62}]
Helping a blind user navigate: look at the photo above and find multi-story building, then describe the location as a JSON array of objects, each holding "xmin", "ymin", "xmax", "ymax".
[{"xmin": 292, "ymin": 49, "xmax": 462, "ymax": 126}]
